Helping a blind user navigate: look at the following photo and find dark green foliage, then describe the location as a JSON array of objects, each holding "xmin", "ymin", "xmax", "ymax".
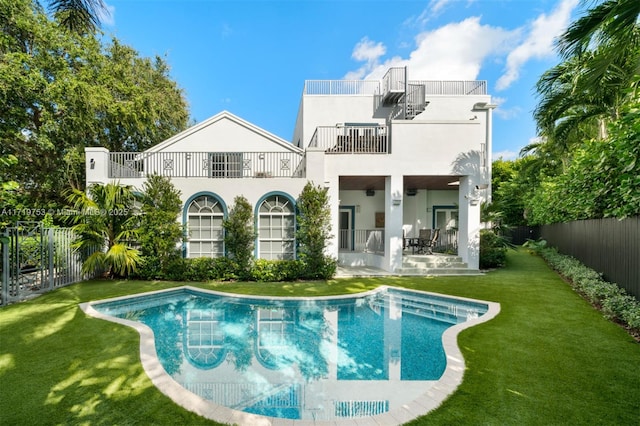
[
  {"xmin": 145, "ymin": 257, "xmax": 305, "ymax": 283},
  {"xmin": 0, "ymin": 0, "xmax": 188, "ymax": 215},
  {"xmin": 526, "ymin": 102, "xmax": 640, "ymax": 224},
  {"xmin": 296, "ymin": 182, "xmax": 335, "ymax": 279},
  {"xmin": 136, "ymin": 175, "xmax": 183, "ymax": 279},
  {"xmin": 479, "ymin": 229, "xmax": 507, "ymax": 269},
  {"xmin": 222, "ymin": 196, "xmax": 255, "ymax": 280},
  {"xmin": 250, "ymin": 259, "xmax": 304, "ymax": 282}
]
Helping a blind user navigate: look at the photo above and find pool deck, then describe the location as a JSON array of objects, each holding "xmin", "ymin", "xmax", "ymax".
[{"xmin": 80, "ymin": 286, "xmax": 500, "ymax": 426}]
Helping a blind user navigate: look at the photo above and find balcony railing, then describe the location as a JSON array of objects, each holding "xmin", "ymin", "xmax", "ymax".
[
  {"xmin": 108, "ymin": 152, "xmax": 305, "ymax": 179},
  {"xmin": 340, "ymin": 229, "xmax": 385, "ymax": 254},
  {"xmin": 309, "ymin": 125, "xmax": 388, "ymax": 154},
  {"xmin": 303, "ymin": 80, "xmax": 380, "ymax": 95},
  {"xmin": 303, "ymin": 71, "xmax": 486, "ymax": 97},
  {"xmin": 412, "ymin": 80, "xmax": 487, "ymax": 95}
]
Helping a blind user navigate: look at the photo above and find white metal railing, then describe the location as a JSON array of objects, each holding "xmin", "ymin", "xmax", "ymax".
[
  {"xmin": 382, "ymin": 67, "xmax": 406, "ymax": 95},
  {"xmin": 108, "ymin": 152, "xmax": 305, "ymax": 179},
  {"xmin": 303, "ymin": 80, "xmax": 380, "ymax": 95},
  {"xmin": 304, "ymin": 78, "xmax": 486, "ymax": 97},
  {"xmin": 340, "ymin": 229, "xmax": 385, "ymax": 254},
  {"xmin": 412, "ymin": 80, "xmax": 487, "ymax": 95},
  {"xmin": 309, "ymin": 125, "xmax": 388, "ymax": 154}
]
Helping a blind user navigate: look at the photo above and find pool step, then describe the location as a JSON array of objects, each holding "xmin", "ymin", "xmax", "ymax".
[{"xmin": 371, "ymin": 291, "xmax": 485, "ymax": 324}]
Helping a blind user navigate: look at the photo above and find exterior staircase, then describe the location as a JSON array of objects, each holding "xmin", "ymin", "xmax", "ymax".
[{"xmin": 396, "ymin": 253, "xmax": 482, "ymax": 276}]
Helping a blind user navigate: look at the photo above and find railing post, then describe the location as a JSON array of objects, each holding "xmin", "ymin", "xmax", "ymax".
[{"xmin": 1, "ymin": 229, "xmax": 9, "ymax": 306}]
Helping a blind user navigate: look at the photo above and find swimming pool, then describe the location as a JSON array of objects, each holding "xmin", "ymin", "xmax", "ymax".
[{"xmin": 81, "ymin": 286, "xmax": 499, "ymax": 425}]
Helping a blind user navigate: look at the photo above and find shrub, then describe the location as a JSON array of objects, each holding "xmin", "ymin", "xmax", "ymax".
[
  {"xmin": 250, "ymin": 259, "xmax": 303, "ymax": 282},
  {"xmin": 296, "ymin": 182, "xmax": 334, "ymax": 279},
  {"xmin": 528, "ymin": 243, "xmax": 640, "ymax": 336},
  {"xmin": 223, "ymin": 196, "xmax": 255, "ymax": 280},
  {"xmin": 138, "ymin": 174, "xmax": 183, "ymax": 277},
  {"xmin": 479, "ymin": 229, "xmax": 507, "ymax": 269}
]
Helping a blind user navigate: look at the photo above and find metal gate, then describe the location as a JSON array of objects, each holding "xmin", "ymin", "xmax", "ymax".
[{"xmin": 1, "ymin": 222, "xmax": 86, "ymax": 306}]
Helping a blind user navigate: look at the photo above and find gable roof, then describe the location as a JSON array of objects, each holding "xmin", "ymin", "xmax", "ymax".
[{"xmin": 145, "ymin": 110, "xmax": 302, "ymax": 153}]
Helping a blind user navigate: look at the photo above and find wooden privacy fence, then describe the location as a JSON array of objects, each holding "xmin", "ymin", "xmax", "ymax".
[
  {"xmin": 540, "ymin": 216, "xmax": 640, "ymax": 300},
  {"xmin": 1, "ymin": 222, "xmax": 94, "ymax": 306}
]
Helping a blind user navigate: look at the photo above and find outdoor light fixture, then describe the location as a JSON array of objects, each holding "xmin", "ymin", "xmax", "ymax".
[
  {"xmin": 366, "ymin": 189, "xmax": 375, "ymax": 196},
  {"xmin": 90, "ymin": 158, "xmax": 95, "ymax": 169},
  {"xmin": 406, "ymin": 188, "xmax": 417, "ymax": 196}
]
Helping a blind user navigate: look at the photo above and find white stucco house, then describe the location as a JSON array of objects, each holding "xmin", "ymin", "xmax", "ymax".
[{"xmin": 85, "ymin": 67, "xmax": 495, "ymax": 274}]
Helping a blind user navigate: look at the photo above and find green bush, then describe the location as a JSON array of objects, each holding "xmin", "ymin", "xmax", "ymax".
[
  {"xmin": 300, "ymin": 255, "xmax": 337, "ymax": 280},
  {"xmin": 479, "ymin": 229, "xmax": 507, "ymax": 269},
  {"xmin": 529, "ymin": 244, "xmax": 640, "ymax": 335},
  {"xmin": 251, "ymin": 259, "xmax": 303, "ymax": 282}
]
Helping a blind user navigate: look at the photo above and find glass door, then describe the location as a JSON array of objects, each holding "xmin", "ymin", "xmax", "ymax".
[{"xmin": 339, "ymin": 207, "xmax": 354, "ymax": 250}]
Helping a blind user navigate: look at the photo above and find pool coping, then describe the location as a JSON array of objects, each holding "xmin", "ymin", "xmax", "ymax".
[{"xmin": 80, "ymin": 285, "xmax": 500, "ymax": 426}]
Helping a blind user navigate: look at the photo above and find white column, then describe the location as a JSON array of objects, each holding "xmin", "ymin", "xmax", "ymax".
[
  {"xmin": 458, "ymin": 176, "xmax": 481, "ymax": 269},
  {"xmin": 385, "ymin": 174, "xmax": 404, "ymax": 272},
  {"xmin": 324, "ymin": 176, "xmax": 340, "ymax": 260},
  {"xmin": 85, "ymin": 147, "xmax": 109, "ymax": 187}
]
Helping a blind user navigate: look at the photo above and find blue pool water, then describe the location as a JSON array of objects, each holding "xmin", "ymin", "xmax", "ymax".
[{"xmin": 92, "ymin": 287, "xmax": 488, "ymax": 421}]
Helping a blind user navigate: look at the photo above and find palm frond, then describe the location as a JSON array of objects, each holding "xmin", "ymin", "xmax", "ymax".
[
  {"xmin": 49, "ymin": 0, "xmax": 108, "ymax": 33},
  {"xmin": 105, "ymin": 243, "xmax": 141, "ymax": 277},
  {"xmin": 81, "ymin": 250, "xmax": 106, "ymax": 275}
]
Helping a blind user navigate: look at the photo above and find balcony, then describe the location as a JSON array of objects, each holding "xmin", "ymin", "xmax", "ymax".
[
  {"xmin": 308, "ymin": 125, "xmax": 388, "ymax": 154},
  {"xmin": 108, "ymin": 151, "xmax": 305, "ymax": 179}
]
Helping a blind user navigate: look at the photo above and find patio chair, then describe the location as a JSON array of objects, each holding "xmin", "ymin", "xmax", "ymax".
[{"xmin": 418, "ymin": 228, "xmax": 440, "ymax": 254}]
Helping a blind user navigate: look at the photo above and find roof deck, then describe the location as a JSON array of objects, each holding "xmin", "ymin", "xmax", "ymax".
[{"xmin": 303, "ymin": 68, "xmax": 487, "ymax": 97}]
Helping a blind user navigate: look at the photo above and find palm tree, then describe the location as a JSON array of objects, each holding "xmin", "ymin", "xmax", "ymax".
[
  {"xmin": 558, "ymin": 0, "xmax": 640, "ymax": 58},
  {"xmin": 557, "ymin": 0, "xmax": 640, "ymax": 98},
  {"xmin": 47, "ymin": 0, "xmax": 108, "ymax": 33},
  {"xmin": 67, "ymin": 182, "xmax": 140, "ymax": 278},
  {"xmin": 534, "ymin": 26, "xmax": 639, "ymax": 155}
]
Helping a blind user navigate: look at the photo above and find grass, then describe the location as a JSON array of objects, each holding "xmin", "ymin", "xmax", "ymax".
[{"xmin": 1, "ymin": 249, "xmax": 639, "ymax": 425}]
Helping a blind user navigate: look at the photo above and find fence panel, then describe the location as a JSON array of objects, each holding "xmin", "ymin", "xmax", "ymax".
[
  {"xmin": 507, "ymin": 226, "xmax": 540, "ymax": 245},
  {"xmin": 541, "ymin": 216, "xmax": 639, "ymax": 300},
  {"xmin": 1, "ymin": 224, "xmax": 92, "ymax": 306}
]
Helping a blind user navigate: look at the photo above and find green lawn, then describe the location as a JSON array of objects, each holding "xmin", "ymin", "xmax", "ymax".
[{"xmin": 1, "ymin": 249, "xmax": 639, "ymax": 425}]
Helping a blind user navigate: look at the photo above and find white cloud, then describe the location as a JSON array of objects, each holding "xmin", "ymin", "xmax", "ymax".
[
  {"xmin": 99, "ymin": 2, "xmax": 116, "ymax": 27},
  {"xmin": 429, "ymin": 0, "xmax": 454, "ymax": 15},
  {"xmin": 496, "ymin": 0, "xmax": 579, "ymax": 90},
  {"xmin": 346, "ymin": 0, "xmax": 579, "ymax": 91},
  {"xmin": 492, "ymin": 97, "xmax": 522, "ymax": 120},
  {"xmin": 344, "ymin": 37, "xmax": 387, "ymax": 80},
  {"xmin": 347, "ymin": 17, "xmax": 518, "ymax": 82}
]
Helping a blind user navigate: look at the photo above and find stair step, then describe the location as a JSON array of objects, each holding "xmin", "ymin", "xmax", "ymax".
[
  {"xmin": 403, "ymin": 260, "xmax": 468, "ymax": 268},
  {"xmin": 395, "ymin": 267, "xmax": 483, "ymax": 276}
]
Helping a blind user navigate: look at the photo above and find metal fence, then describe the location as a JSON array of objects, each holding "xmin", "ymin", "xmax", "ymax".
[
  {"xmin": 540, "ymin": 216, "xmax": 640, "ymax": 300},
  {"xmin": 1, "ymin": 222, "xmax": 91, "ymax": 306}
]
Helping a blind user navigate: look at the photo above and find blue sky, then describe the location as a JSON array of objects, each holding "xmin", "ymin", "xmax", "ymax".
[{"xmin": 100, "ymin": 0, "xmax": 586, "ymax": 160}]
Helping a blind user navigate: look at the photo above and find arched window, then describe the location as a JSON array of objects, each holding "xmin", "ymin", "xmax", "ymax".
[
  {"xmin": 186, "ymin": 195, "xmax": 225, "ymax": 258},
  {"xmin": 258, "ymin": 194, "xmax": 295, "ymax": 260}
]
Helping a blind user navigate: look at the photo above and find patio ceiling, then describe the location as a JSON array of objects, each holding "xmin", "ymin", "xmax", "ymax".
[{"xmin": 339, "ymin": 175, "xmax": 461, "ymax": 191}]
